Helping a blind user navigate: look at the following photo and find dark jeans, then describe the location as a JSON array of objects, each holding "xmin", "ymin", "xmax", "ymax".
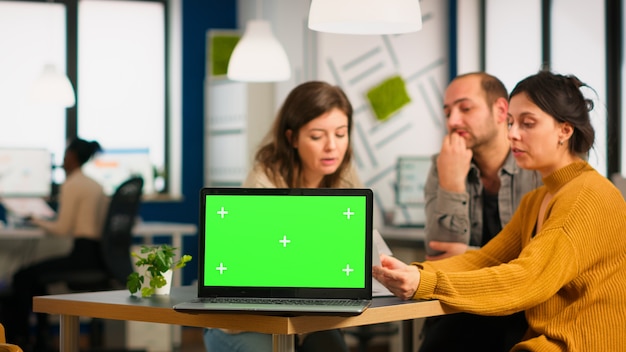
[
  {"xmin": 419, "ymin": 311, "xmax": 527, "ymax": 352},
  {"xmin": 4, "ymin": 238, "xmax": 103, "ymax": 348},
  {"xmin": 203, "ymin": 328, "xmax": 348, "ymax": 352},
  {"xmin": 297, "ymin": 330, "xmax": 348, "ymax": 352}
]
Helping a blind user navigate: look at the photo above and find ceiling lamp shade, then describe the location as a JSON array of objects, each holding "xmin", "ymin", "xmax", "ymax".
[
  {"xmin": 30, "ymin": 64, "xmax": 76, "ymax": 108},
  {"xmin": 308, "ymin": 0, "xmax": 422, "ymax": 35},
  {"xmin": 227, "ymin": 20, "xmax": 291, "ymax": 82}
]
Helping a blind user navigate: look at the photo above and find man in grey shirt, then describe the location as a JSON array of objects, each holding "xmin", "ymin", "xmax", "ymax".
[{"xmin": 419, "ymin": 72, "xmax": 542, "ymax": 352}]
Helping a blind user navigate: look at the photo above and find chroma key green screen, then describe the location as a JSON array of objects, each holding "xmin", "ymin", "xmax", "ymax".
[{"xmin": 203, "ymin": 194, "xmax": 367, "ymax": 288}]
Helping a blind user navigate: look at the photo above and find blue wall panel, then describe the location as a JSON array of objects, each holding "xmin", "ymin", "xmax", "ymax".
[{"xmin": 139, "ymin": 1, "xmax": 237, "ymax": 284}]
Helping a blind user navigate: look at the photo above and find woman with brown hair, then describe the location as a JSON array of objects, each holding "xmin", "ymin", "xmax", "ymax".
[{"xmin": 204, "ymin": 81, "xmax": 360, "ymax": 352}]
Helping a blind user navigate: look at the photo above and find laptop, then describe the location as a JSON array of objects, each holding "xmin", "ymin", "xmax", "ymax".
[
  {"xmin": 174, "ymin": 187, "xmax": 374, "ymax": 316},
  {"xmin": 1, "ymin": 197, "xmax": 56, "ymax": 228},
  {"xmin": 1, "ymin": 197, "xmax": 55, "ymax": 219}
]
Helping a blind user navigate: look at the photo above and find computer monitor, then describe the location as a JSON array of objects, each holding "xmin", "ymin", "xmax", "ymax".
[
  {"xmin": 0, "ymin": 147, "xmax": 52, "ymax": 198},
  {"xmin": 388, "ymin": 156, "xmax": 431, "ymax": 227},
  {"xmin": 82, "ymin": 149, "xmax": 155, "ymax": 196},
  {"xmin": 395, "ymin": 156, "xmax": 430, "ymax": 206}
]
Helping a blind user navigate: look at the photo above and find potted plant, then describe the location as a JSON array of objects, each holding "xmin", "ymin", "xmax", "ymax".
[{"xmin": 126, "ymin": 244, "xmax": 192, "ymax": 298}]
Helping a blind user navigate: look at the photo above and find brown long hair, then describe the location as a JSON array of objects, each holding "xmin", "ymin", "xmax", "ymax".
[{"xmin": 254, "ymin": 81, "xmax": 353, "ymax": 188}]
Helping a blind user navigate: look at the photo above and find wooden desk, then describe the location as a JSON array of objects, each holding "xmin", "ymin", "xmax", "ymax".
[{"xmin": 34, "ymin": 286, "xmax": 456, "ymax": 352}]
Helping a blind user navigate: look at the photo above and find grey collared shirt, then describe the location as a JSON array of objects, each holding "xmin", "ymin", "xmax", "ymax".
[{"xmin": 423, "ymin": 151, "xmax": 542, "ymax": 256}]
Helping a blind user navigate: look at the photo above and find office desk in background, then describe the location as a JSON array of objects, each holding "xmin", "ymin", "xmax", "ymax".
[
  {"xmin": 34, "ymin": 286, "xmax": 457, "ymax": 352},
  {"xmin": 0, "ymin": 221, "xmax": 197, "ymax": 243},
  {"xmin": 0, "ymin": 221, "xmax": 197, "ymax": 287},
  {"xmin": 132, "ymin": 221, "xmax": 197, "ymax": 250},
  {"xmin": 0, "ymin": 221, "xmax": 197, "ymax": 351},
  {"xmin": 0, "ymin": 226, "xmax": 46, "ymax": 239},
  {"xmin": 380, "ymin": 225, "xmax": 425, "ymax": 247},
  {"xmin": 0, "ymin": 221, "xmax": 198, "ymax": 265}
]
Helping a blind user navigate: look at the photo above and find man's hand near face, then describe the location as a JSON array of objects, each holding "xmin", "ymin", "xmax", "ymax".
[{"xmin": 436, "ymin": 132, "xmax": 473, "ymax": 193}]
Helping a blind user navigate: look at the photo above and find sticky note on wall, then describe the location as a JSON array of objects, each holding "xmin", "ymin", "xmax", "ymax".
[
  {"xmin": 210, "ymin": 35, "xmax": 240, "ymax": 77},
  {"xmin": 366, "ymin": 75, "xmax": 411, "ymax": 122}
]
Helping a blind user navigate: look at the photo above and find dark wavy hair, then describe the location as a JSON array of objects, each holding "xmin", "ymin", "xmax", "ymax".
[
  {"xmin": 254, "ymin": 81, "xmax": 353, "ymax": 188},
  {"xmin": 509, "ymin": 70, "xmax": 595, "ymax": 156}
]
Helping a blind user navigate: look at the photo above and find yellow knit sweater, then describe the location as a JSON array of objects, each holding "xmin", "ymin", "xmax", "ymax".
[{"xmin": 413, "ymin": 161, "xmax": 626, "ymax": 351}]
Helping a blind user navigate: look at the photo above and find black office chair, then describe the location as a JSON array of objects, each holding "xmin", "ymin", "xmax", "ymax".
[
  {"xmin": 39, "ymin": 176, "xmax": 144, "ymax": 290},
  {"xmin": 38, "ymin": 176, "xmax": 144, "ymax": 349}
]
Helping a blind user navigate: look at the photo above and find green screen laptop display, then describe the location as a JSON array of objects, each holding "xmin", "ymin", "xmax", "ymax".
[
  {"xmin": 203, "ymin": 194, "xmax": 367, "ymax": 288},
  {"xmin": 196, "ymin": 188, "xmax": 373, "ymax": 301}
]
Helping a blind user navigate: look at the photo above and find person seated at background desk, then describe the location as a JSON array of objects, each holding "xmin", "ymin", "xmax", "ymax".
[
  {"xmin": 203, "ymin": 81, "xmax": 360, "ymax": 352},
  {"xmin": 373, "ymin": 70, "xmax": 626, "ymax": 351},
  {"xmin": 5, "ymin": 138, "xmax": 108, "ymax": 351},
  {"xmin": 420, "ymin": 72, "xmax": 542, "ymax": 351}
]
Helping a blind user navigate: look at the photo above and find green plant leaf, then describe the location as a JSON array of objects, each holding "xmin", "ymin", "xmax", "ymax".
[
  {"xmin": 141, "ymin": 286, "xmax": 155, "ymax": 298},
  {"xmin": 154, "ymin": 248, "xmax": 173, "ymax": 272},
  {"xmin": 150, "ymin": 274, "xmax": 167, "ymax": 288},
  {"xmin": 173, "ymin": 254, "xmax": 193, "ymax": 270},
  {"xmin": 126, "ymin": 272, "xmax": 144, "ymax": 295},
  {"xmin": 127, "ymin": 244, "xmax": 193, "ymax": 298}
]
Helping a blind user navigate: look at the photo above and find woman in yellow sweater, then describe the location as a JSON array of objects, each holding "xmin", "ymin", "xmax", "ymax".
[{"xmin": 373, "ymin": 70, "xmax": 626, "ymax": 352}]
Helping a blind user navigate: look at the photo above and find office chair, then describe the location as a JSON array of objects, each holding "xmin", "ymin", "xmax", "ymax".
[
  {"xmin": 0, "ymin": 323, "xmax": 23, "ymax": 352},
  {"xmin": 38, "ymin": 176, "xmax": 144, "ymax": 290},
  {"xmin": 38, "ymin": 176, "xmax": 144, "ymax": 349},
  {"xmin": 67, "ymin": 176, "xmax": 143, "ymax": 291}
]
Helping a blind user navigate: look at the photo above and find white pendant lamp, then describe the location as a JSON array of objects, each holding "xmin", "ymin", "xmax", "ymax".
[
  {"xmin": 227, "ymin": 19, "xmax": 291, "ymax": 82},
  {"xmin": 308, "ymin": 0, "xmax": 422, "ymax": 35},
  {"xmin": 227, "ymin": 0, "xmax": 290, "ymax": 83},
  {"xmin": 30, "ymin": 64, "xmax": 76, "ymax": 108}
]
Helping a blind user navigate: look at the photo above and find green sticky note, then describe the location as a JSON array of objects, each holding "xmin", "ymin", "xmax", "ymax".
[
  {"xmin": 366, "ymin": 75, "xmax": 411, "ymax": 121},
  {"xmin": 210, "ymin": 35, "xmax": 240, "ymax": 77}
]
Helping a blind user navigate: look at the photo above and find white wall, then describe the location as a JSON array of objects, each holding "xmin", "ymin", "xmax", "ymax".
[
  {"xmin": 466, "ymin": 0, "xmax": 608, "ymax": 175},
  {"xmin": 233, "ymin": 0, "xmax": 614, "ymax": 219},
  {"xmin": 316, "ymin": 0, "xmax": 449, "ymax": 228},
  {"xmin": 485, "ymin": 0, "xmax": 542, "ymax": 91},
  {"xmin": 456, "ymin": 0, "xmax": 482, "ymax": 74},
  {"xmin": 551, "ymin": 0, "xmax": 607, "ymax": 175},
  {"xmin": 235, "ymin": 0, "xmax": 449, "ymax": 229}
]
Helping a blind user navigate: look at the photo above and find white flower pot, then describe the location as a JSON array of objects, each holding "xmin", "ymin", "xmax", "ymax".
[{"xmin": 154, "ymin": 269, "xmax": 173, "ymax": 295}]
